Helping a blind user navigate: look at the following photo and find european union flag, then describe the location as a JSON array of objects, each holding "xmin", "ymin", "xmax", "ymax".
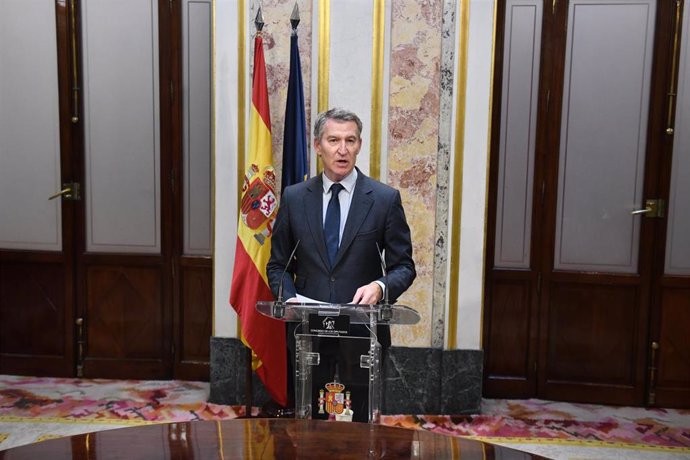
[{"xmin": 281, "ymin": 17, "xmax": 308, "ymax": 193}]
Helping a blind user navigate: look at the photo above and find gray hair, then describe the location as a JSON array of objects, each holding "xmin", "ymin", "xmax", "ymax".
[{"xmin": 313, "ymin": 108, "xmax": 363, "ymax": 140}]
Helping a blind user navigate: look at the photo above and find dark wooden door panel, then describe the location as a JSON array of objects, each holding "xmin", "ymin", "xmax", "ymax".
[
  {"xmin": 545, "ymin": 283, "xmax": 638, "ymax": 384},
  {"xmin": 539, "ymin": 281, "xmax": 646, "ymax": 405},
  {"xmin": 483, "ymin": 276, "xmax": 537, "ymax": 397},
  {"xmin": 653, "ymin": 285, "xmax": 690, "ymax": 407},
  {"xmin": 0, "ymin": 259, "xmax": 72, "ymax": 376},
  {"xmin": 82, "ymin": 265, "xmax": 168, "ymax": 379},
  {"xmin": 175, "ymin": 262, "xmax": 211, "ymax": 380}
]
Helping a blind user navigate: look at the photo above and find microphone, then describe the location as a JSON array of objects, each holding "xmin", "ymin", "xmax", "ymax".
[
  {"xmin": 274, "ymin": 239, "xmax": 300, "ymax": 318},
  {"xmin": 375, "ymin": 242, "xmax": 391, "ymax": 322}
]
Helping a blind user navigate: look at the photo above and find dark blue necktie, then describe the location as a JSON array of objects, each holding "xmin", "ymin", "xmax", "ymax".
[{"xmin": 324, "ymin": 183, "xmax": 344, "ymax": 268}]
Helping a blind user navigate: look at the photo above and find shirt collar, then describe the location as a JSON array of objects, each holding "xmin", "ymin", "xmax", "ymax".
[{"xmin": 322, "ymin": 169, "xmax": 357, "ymax": 194}]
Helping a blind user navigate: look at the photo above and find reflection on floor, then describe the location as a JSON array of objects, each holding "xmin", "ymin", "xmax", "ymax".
[{"xmin": 1, "ymin": 375, "xmax": 689, "ymax": 459}]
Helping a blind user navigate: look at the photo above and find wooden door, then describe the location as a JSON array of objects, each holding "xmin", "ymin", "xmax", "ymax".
[
  {"xmin": 74, "ymin": 0, "xmax": 173, "ymax": 379},
  {"xmin": 0, "ymin": 0, "xmax": 212, "ymax": 381},
  {"xmin": 649, "ymin": 0, "xmax": 690, "ymax": 407},
  {"xmin": 484, "ymin": 0, "xmax": 690, "ymax": 408}
]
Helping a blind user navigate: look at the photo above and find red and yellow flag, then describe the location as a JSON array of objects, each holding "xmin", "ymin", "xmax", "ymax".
[{"xmin": 230, "ymin": 33, "xmax": 286, "ymax": 406}]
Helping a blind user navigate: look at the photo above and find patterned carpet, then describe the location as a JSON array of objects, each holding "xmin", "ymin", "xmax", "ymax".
[
  {"xmin": 0, "ymin": 376, "xmax": 241, "ymax": 423},
  {"xmin": 383, "ymin": 400, "xmax": 690, "ymax": 457},
  {"xmin": 1, "ymin": 375, "xmax": 689, "ymax": 458}
]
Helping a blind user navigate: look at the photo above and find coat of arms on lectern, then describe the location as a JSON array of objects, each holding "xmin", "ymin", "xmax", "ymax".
[{"xmin": 318, "ymin": 381, "xmax": 352, "ymax": 419}]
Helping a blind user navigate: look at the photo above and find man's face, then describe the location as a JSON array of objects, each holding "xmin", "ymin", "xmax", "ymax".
[{"xmin": 314, "ymin": 119, "xmax": 362, "ymax": 182}]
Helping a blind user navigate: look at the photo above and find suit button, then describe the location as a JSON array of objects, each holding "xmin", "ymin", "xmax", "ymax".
[{"xmin": 330, "ymin": 276, "xmax": 335, "ymax": 282}]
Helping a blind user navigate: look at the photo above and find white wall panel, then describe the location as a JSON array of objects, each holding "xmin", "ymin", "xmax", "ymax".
[
  {"xmin": 0, "ymin": 0, "xmax": 62, "ymax": 251},
  {"xmin": 454, "ymin": 0, "xmax": 495, "ymax": 350},
  {"xmin": 554, "ymin": 0, "xmax": 655, "ymax": 273},
  {"xmin": 328, "ymin": 0, "xmax": 374, "ymax": 173},
  {"xmin": 213, "ymin": 0, "xmax": 240, "ymax": 337},
  {"xmin": 494, "ymin": 0, "xmax": 542, "ymax": 269},
  {"xmin": 183, "ymin": 0, "xmax": 213, "ymax": 256},
  {"xmin": 82, "ymin": 0, "xmax": 161, "ymax": 253}
]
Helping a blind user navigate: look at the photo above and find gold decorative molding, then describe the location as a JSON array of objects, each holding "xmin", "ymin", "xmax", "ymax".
[
  {"xmin": 447, "ymin": 0, "xmax": 470, "ymax": 350},
  {"xmin": 316, "ymin": 0, "xmax": 331, "ymax": 174},
  {"xmin": 317, "ymin": 0, "xmax": 330, "ymax": 113},
  {"xmin": 369, "ymin": 0, "xmax": 385, "ymax": 181},
  {"xmin": 237, "ymin": 0, "xmax": 246, "ymax": 205}
]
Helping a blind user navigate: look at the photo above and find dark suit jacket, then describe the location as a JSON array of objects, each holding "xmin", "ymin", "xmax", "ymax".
[{"xmin": 267, "ymin": 169, "xmax": 416, "ymax": 347}]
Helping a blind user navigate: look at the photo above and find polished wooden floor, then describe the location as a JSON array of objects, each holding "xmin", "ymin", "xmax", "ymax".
[{"xmin": 0, "ymin": 418, "xmax": 546, "ymax": 459}]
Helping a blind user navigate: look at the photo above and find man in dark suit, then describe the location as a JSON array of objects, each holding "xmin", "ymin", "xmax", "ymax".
[{"xmin": 267, "ymin": 108, "xmax": 416, "ymax": 422}]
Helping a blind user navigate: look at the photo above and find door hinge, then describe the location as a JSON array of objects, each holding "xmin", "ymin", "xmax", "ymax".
[
  {"xmin": 169, "ymin": 80, "xmax": 174, "ymax": 102},
  {"xmin": 631, "ymin": 199, "xmax": 665, "ymax": 218},
  {"xmin": 647, "ymin": 341, "xmax": 659, "ymax": 405}
]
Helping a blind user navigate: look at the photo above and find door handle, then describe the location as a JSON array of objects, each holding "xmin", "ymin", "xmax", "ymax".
[
  {"xmin": 631, "ymin": 199, "xmax": 665, "ymax": 218},
  {"xmin": 631, "ymin": 207, "xmax": 652, "ymax": 215},
  {"xmin": 48, "ymin": 182, "xmax": 80, "ymax": 201},
  {"xmin": 49, "ymin": 187, "xmax": 72, "ymax": 200}
]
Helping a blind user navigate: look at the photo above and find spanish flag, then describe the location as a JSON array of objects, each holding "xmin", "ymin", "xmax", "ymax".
[{"xmin": 230, "ymin": 31, "xmax": 287, "ymax": 406}]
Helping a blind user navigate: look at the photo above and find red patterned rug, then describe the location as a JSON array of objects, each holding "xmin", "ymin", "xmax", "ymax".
[
  {"xmin": 1, "ymin": 375, "xmax": 689, "ymax": 457},
  {"xmin": 382, "ymin": 399, "xmax": 690, "ymax": 455},
  {"xmin": 0, "ymin": 375, "xmax": 242, "ymax": 423}
]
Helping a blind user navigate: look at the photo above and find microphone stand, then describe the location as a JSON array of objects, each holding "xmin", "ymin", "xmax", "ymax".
[
  {"xmin": 274, "ymin": 240, "xmax": 300, "ymax": 318},
  {"xmin": 376, "ymin": 243, "xmax": 392, "ymax": 322},
  {"xmin": 248, "ymin": 239, "xmax": 300, "ymax": 419}
]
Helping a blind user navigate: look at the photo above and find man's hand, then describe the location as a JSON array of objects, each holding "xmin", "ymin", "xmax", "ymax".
[{"xmin": 351, "ymin": 282, "xmax": 383, "ymax": 305}]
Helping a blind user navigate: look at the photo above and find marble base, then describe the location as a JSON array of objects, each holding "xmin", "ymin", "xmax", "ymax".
[
  {"xmin": 208, "ymin": 337, "xmax": 270, "ymax": 407},
  {"xmin": 384, "ymin": 347, "xmax": 482, "ymax": 415},
  {"xmin": 383, "ymin": 347, "xmax": 442, "ymax": 414},
  {"xmin": 209, "ymin": 338, "xmax": 482, "ymax": 415}
]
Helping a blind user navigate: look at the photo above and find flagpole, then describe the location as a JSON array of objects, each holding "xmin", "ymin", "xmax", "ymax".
[
  {"xmin": 231, "ymin": 4, "xmax": 288, "ymax": 417},
  {"xmin": 242, "ymin": 7, "xmax": 266, "ymax": 419}
]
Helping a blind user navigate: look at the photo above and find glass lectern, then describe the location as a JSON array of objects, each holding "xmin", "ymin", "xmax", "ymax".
[{"xmin": 256, "ymin": 300, "xmax": 420, "ymax": 424}]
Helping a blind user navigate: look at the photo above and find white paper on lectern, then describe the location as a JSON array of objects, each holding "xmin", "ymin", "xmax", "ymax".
[{"xmin": 294, "ymin": 293, "xmax": 328, "ymax": 304}]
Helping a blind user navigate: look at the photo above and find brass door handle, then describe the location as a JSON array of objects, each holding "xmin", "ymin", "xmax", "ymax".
[
  {"xmin": 49, "ymin": 187, "xmax": 72, "ymax": 200},
  {"xmin": 631, "ymin": 207, "xmax": 652, "ymax": 215},
  {"xmin": 48, "ymin": 182, "xmax": 80, "ymax": 201},
  {"xmin": 631, "ymin": 199, "xmax": 665, "ymax": 218}
]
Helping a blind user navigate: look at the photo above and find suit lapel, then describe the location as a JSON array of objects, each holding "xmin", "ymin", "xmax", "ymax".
[
  {"xmin": 334, "ymin": 172, "xmax": 373, "ymax": 267},
  {"xmin": 303, "ymin": 176, "xmax": 330, "ymax": 269}
]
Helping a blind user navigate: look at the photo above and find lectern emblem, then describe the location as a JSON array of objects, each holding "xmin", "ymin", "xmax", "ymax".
[
  {"xmin": 318, "ymin": 382, "xmax": 351, "ymax": 416},
  {"xmin": 323, "ymin": 317, "xmax": 336, "ymax": 330}
]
